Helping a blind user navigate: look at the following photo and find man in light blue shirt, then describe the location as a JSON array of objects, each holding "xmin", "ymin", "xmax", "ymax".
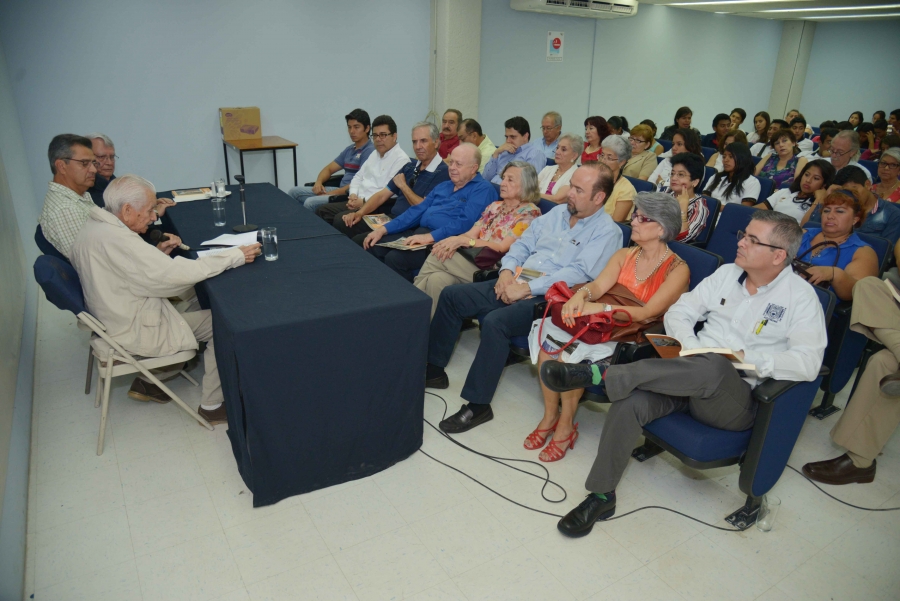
[
  {"xmin": 532, "ymin": 111, "xmax": 562, "ymax": 161},
  {"xmin": 483, "ymin": 116, "xmax": 549, "ymax": 184},
  {"xmin": 425, "ymin": 163, "xmax": 622, "ymax": 434}
]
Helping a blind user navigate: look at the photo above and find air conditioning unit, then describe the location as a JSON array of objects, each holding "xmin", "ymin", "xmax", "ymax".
[{"xmin": 510, "ymin": 0, "xmax": 638, "ymax": 19}]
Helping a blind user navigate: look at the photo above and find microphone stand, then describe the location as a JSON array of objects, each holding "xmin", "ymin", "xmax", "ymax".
[{"xmin": 232, "ymin": 174, "xmax": 258, "ymax": 233}]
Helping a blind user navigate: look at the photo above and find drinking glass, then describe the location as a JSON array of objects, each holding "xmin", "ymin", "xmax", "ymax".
[
  {"xmin": 756, "ymin": 494, "xmax": 781, "ymax": 532},
  {"xmin": 215, "ymin": 178, "xmax": 227, "ymax": 198},
  {"xmin": 261, "ymin": 227, "xmax": 278, "ymax": 261},
  {"xmin": 212, "ymin": 198, "xmax": 226, "ymax": 226}
]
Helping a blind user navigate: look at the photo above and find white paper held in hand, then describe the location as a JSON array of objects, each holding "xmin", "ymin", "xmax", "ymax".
[
  {"xmin": 200, "ymin": 230, "xmax": 258, "ymax": 247},
  {"xmin": 195, "ymin": 248, "xmax": 234, "ymax": 258}
]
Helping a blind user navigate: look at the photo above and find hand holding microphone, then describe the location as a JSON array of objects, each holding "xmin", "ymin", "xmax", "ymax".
[{"xmin": 149, "ymin": 229, "xmax": 190, "ymax": 255}]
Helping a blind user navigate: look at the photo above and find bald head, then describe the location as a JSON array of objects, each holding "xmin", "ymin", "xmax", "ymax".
[{"xmin": 447, "ymin": 143, "xmax": 481, "ymax": 188}]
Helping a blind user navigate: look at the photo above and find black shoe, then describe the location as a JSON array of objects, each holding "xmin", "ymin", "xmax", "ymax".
[
  {"xmin": 557, "ymin": 493, "xmax": 616, "ymax": 538},
  {"xmin": 127, "ymin": 378, "xmax": 172, "ymax": 404},
  {"xmin": 426, "ymin": 364, "xmax": 449, "ymax": 389},
  {"xmin": 540, "ymin": 362, "xmax": 602, "ymax": 393},
  {"xmin": 439, "ymin": 404, "xmax": 493, "ymax": 434}
]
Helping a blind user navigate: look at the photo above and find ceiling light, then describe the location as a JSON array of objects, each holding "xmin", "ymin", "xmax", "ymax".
[
  {"xmin": 664, "ymin": 0, "xmax": 813, "ymax": 6},
  {"xmin": 806, "ymin": 11, "xmax": 900, "ymax": 18},
  {"xmin": 761, "ymin": 4, "xmax": 900, "ymax": 13}
]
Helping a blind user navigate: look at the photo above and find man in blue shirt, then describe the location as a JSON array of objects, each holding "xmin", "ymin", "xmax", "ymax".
[
  {"xmin": 483, "ymin": 116, "xmax": 548, "ymax": 185},
  {"xmin": 532, "ymin": 111, "xmax": 562, "ymax": 161},
  {"xmin": 289, "ymin": 108, "xmax": 374, "ymax": 210},
  {"xmin": 426, "ymin": 163, "xmax": 622, "ymax": 434},
  {"xmin": 364, "ymin": 143, "xmax": 497, "ymax": 281},
  {"xmin": 329, "ymin": 122, "xmax": 450, "ymax": 244}
]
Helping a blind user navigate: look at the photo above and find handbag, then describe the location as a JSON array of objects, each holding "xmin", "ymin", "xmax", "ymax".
[
  {"xmin": 792, "ymin": 240, "xmax": 840, "ymax": 288},
  {"xmin": 538, "ymin": 281, "xmax": 635, "ymax": 356},
  {"xmin": 458, "ymin": 246, "xmax": 505, "ymax": 270}
]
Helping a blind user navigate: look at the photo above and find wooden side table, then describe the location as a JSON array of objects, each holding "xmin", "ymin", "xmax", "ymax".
[{"xmin": 223, "ymin": 135, "xmax": 298, "ymax": 187}]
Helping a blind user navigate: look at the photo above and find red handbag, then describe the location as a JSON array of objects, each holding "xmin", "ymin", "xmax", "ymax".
[{"xmin": 539, "ymin": 281, "xmax": 633, "ymax": 356}]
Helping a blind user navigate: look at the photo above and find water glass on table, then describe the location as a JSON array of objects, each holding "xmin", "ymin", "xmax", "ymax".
[
  {"xmin": 261, "ymin": 227, "xmax": 278, "ymax": 261},
  {"xmin": 756, "ymin": 494, "xmax": 781, "ymax": 532},
  {"xmin": 212, "ymin": 198, "xmax": 226, "ymax": 226},
  {"xmin": 215, "ymin": 178, "xmax": 227, "ymax": 198}
]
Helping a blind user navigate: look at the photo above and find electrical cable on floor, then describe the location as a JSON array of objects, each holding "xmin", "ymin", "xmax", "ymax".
[{"xmin": 786, "ymin": 465, "xmax": 900, "ymax": 512}]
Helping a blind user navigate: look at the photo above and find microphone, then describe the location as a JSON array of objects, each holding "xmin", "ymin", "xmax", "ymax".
[
  {"xmin": 232, "ymin": 174, "xmax": 257, "ymax": 233},
  {"xmin": 149, "ymin": 229, "xmax": 190, "ymax": 251}
]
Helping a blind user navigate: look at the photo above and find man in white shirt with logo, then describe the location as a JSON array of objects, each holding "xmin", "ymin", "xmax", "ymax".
[{"xmin": 542, "ymin": 210, "xmax": 827, "ymax": 537}]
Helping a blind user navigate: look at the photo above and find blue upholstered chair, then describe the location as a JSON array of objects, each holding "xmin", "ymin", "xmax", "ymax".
[
  {"xmin": 625, "ymin": 176, "xmax": 655, "ymax": 194},
  {"xmin": 537, "ymin": 199, "xmax": 557, "ymax": 215},
  {"xmin": 857, "ymin": 160, "xmax": 879, "ymax": 183},
  {"xmin": 751, "ymin": 155, "xmax": 762, "ymax": 167},
  {"xmin": 700, "ymin": 167, "xmax": 716, "ymax": 192},
  {"xmin": 690, "ymin": 196, "xmax": 720, "ymax": 248},
  {"xmin": 658, "ymin": 139, "xmax": 673, "ymax": 153},
  {"xmin": 34, "ymin": 224, "xmax": 69, "ymax": 264},
  {"xmin": 701, "ymin": 147, "xmax": 716, "ymax": 161},
  {"xmin": 704, "ymin": 203, "xmax": 757, "ymax": 264},
  {"xmin": 755, "ymin": 176, "xmax": 775, "ymax": 202},
  {"xmin": 546, "ymin": 158, "xmax": 556, "ymax": 167}
]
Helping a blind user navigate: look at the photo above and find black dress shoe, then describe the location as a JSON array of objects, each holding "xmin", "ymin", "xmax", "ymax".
[
  {"xmin": 880, "ymin": 371, "xmax": 900, "ymax": 397},
  {"xmin": 557, "ymin": 493, "xmax": 616, "ymax": 538},
  {"xmin": 540, "ymin": 362, "xmax": 601, "ymax": 393},
  {"xmin": 802, "ymin": 454, "xmax": 876, "ymax": 485},
  {"xmin": 439, "ymin": 404, "xmax": 493, "ymax": 434},
  {"xmin": 426, "ymin": 364, "xmax": 449, "ymax": 389}
]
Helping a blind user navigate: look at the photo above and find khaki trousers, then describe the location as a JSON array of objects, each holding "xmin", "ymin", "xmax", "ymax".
[
  {"xmin": 180, "ymin": 310, "xmax": 223, "ymax": 407},
  {"xmin": 831, "ymin": 277, "xmax": 900, "ymax": 462},
  {"xmin": 413, "ymin": 252, "xmax": 480, "ymax": 317}
]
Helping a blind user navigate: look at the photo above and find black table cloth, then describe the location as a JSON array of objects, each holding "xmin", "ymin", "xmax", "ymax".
[{"xmin": 162, "ymin": 184, "xmax": 431, "ymax": 506}]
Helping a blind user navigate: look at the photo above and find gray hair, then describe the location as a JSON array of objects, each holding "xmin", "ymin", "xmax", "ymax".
[
  {"xmin": 412, "ymin": 121, "xmax": 440, "ymax": 143},
  {"xmin": 881, "ymin": 147, "xmax": 900, "ymax": 165},
  {"xmin": 632, "ymin": 192, "xmax": 682, "ymax": 243},
  {"xmin": 85, "ymin": 132, "xmax": 115, "ymax": 148},
  {"xmin": 501, "ymin": 160, "xmax": 540, "ymax": 203},
  {"xmin": 103, "ymin": 174, "xmax": 156, "ymax": 215},
  {"xmin": 558, "ymin": 133, "xmax": 584, "ymax": 155},
  {"xmin": 834, "ymin": 130, "xmax": 861, "ymax": 160},
  {"xmin": 750, "ymin": 210, "xmax": 803, "ymax": 264},
  {"xmin": 601, "ymin": 134, "xmax": 632, "ymax": 162},
  {"xmin": 47, "ymin": 133, "xmax": 93, "ymax": 175},
  {"xmin": 456, "ymin": 141, "xmax": 481, "ymax": 168},
  {"xmin": 543, "ymin": 111, "xmax": 562, "ymax": 128}
]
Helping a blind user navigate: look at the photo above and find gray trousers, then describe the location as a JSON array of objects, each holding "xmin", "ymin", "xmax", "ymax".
[{"xmin": 585, "ymin": 353, "xmax": 756, "ymax": 494}]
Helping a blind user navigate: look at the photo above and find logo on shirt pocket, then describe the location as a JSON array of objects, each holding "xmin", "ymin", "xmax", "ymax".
[{"xmin": 763, "ymin": 303, "xmax": 786, "ymax": 322}]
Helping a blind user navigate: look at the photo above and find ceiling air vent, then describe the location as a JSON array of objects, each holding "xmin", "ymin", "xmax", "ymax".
[{"xmin": 511, "ymin": 0, "xmax": 639, "ymax": 19}]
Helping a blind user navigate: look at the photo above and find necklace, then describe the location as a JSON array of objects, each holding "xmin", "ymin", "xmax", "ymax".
[
  {"xmin": 634, "ymin": 246, "xmax": 669, "ymax": 282},
  {"xmin": 811, "ymin": 233, "xmax": 849, "ymax": 257}
]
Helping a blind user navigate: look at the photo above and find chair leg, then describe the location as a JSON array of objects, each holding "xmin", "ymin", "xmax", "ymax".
[
  {"xmin": 725, "ymin": 495, "xmax": 762, "ymax": 529},
  {"xmin": 97, "ymin": 349, "xmax": 114, "ymax": 455},
  {"xmin": 809, "ymin": 391, "xmax": 840, "ymax": 420},
  {"xmin": 179, "ymin": 370, "xmax": 200, "ymax": 387},
  {"xmin": 94, "ymin": 356, "xmax": 103, "ymax": 409},
  {"xmin": 130, "ymin": 365, "xmax": 213, "ymax": 431},
  {"xmin": 84, "ymin": 348, "xmax": 94, "ymax": 394}
]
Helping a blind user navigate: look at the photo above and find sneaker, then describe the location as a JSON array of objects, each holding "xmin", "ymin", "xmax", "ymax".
[
  {"xmin": 127, "ymin": 378, "xmax": 172, "ymax": 404},
  {"xmin": 197, "ymin": 404, "xmax": 228, "ymax": 426}
]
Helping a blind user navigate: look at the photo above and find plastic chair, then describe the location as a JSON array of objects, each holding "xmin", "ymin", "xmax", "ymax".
[
  {"xmin": 624, "ymin": 176, "xmax": 655, "ymax": 194},
  {"xmin": 705, "ymin": 203, "xmax": 757, "ymax": 264},
  {"xmin": 690, "ymin": 196, "xmax": 720, "ymax": 247},
  {"xmin": 755, "ymin": 176, "xmax": 775, "ymax": 202},
  {"xmin": 633, "ymin": 286, "xmax": 836, "ymax": 527},
  {"xmin": 33, "ymin": 255, "xmax": 212, "ymax": 455}
]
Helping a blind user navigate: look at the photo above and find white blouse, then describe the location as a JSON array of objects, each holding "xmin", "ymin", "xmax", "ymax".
[
  {"xmin": 704, "ymin": 174, "xmax": 761, "ymax": 205},
  {"xmin": 649, "ymin": 158, "xmax": 673, "ymax": 190},
  {"xmin": 747, "ymin": 131, "xmax": 760, "ymax": 144},
  {"xmin": 767, "ymin": 188, "xmax": 812, "ymax": 222},
  {"xmin": 537, "ymin": 163, "xmax": 578, "ymax": 195},
  {"xmin": 750, "ymin": 143, "xmax": 774, "ymax": 160}
]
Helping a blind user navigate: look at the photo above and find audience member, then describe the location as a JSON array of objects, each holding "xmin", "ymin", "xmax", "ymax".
[
  {"xmin": 414, "ymin": 161, "xmax": 541, "ymax": 315},
  {"xmin": 706, "ymin": 143, "xmax": 761, "ymax": 206},
  {"xmin": 707, "ymin": 129, "xmax": 748, "ymax": 172},
  {"xmin": 648, "ymin": 128, "xmax": 703, "ymax": 190},
  {"xmin": 364, "ymin": 143, "xmax": 496, "ymax": 281},
  {"xmin": 701, "ymin": 113, "xmax": 732, "ymax": 149},
  {"xmin": 526, "ymin": 193, "xmax": 689, "ymax": 462},
  {"xmin": 790, "ymin": 117, "xmax": 814, "ymax": 153},
  {"xmin": 825, "ymin": 130, "xmax": 873, "ymax": 180},
  {"xmin": 660, "ymin": 106, "xmax": 699, "ymax": 141},
  {"xmin": 730, "ymin": 108, "xmax": 746, "ymax": 131},
  {"xmin": 873, "ymin": 147, "xmax": 900, "ymax": 203},
  {"xmin": 607, "ymin": 116, "xmax": 630, "ymax": 143},
  {"xmin": 872, "ymin": 110, "xmax": 886, "ymax": 123},
  {"xmin": 801, "ymin": 127, "xmax": 838, "ymax": 159},
  {"xmin": 598, "ymin": 135, "xmax": 637, "ymax": 222},
  {"xmin": 860, "ymin": 120, "xmax": 890, "ymax": 159},
  {"xmin": 802, "ymin": 276, "xmax": 900, "ymax": 486},
  {"xmin": 785, "ymin": 109, "xmax": 812, "ymax": 136},
  {"xmin": 756, "ymin": 129, "xmax": 806, "ymax": 188},
  {"xmin": 856, "ymin": 122, "xmax": 875, "ymax": 150},
  {"xmin": 69, "ymin": 175, "xmax": 261, "ymax": 423},
  {"xmin": 426, "ymin": 163, "xmax": 622, "ymax": 434},
  {"xmin": 848, "ymin": 111, "xmax": 864, "ymax": 129},
  {"xmin": 439, "ymin": 109, "xmax": 462, "ymax": 158},
  {"xmin": 623, "ymin": 125, "xmax": 659, "ymax": 180},
  {"xmin": 543, "ymin": 210, "xmax": 826, "ymax": 537},
  {"xmin": 533, "ymin": 111, "xmax": 562, "ymax": 160},
  {"xmin": 458, "ymin": 118, "xmax": 496, "ymax": 173},
  {"xmin": 330, "ymin": 122, "xmax": 449, "ymax": 242},
  {"xmin": 582, "ymin": 116, "xmax": 612, "ymax": 163},
  {"xmin": 640, "ymin": 119, "xmax": 665, "ymax": 155},
  {"xmin": 538, "ymin": 134, "xmax": 581, "ymax": 203},
  {"xmin": 289, "ymin": 108, "xmax": 373, "ymax": 210},
  {"xmin": 751, "ymin": 119, "xmax": 788, "ymax": 159},
  {"xmin": 890, "ymin": 109, "xmax": 900, "ymax": 130},
  {"xmin": 660, "ymin": 152, "xmax": 710, "ymax": 243},
  {"xmin": 747, "ymin": 111, "xmax": 770, "ymax": 144},
  {"xmin": 483, "ymin": 116, "xmax": 546, "ymax": 184},
  {"xmin": 759, "ymin": 159, "xmax": 835, "ymax": 222},
  {"xmin": 85, "ymin": 133, "xmax": 117, "ymax": 206}
]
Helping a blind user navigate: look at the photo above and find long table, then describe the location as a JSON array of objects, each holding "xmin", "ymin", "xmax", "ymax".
[{"xmin": 162, "ymin": 184, "xmax": 431, "ymax": 506}]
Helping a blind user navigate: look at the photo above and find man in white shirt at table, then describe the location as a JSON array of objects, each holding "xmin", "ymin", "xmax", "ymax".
[
  {"xmin": 541, "ymin": 210, "xmax": 827, "ymax": 537},
  {"xmin": 70, "ymin": 175, "xmax": 261, "ymax": 424}
]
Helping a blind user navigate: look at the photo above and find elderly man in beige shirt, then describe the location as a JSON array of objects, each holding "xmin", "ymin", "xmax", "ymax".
[{"xmin": 70, "ymin": 175, "xmax": 261, "ymax": 425}]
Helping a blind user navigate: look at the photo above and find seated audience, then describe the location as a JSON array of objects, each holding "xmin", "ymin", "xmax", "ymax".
[
  {"xmin": 800, "ymin": 127, "xmax": 838, "ymax": 159},
  {"xmin": 439, "ymin": 109, "xmax": 462, "ymax": 158},
  {"xmin": 526, "ymin": 193, "xmax": 690, "ymax": 462},
  {"xmin": 848, "ymin": 111, "xmax": 864, "ymax": 129},
  {"xmin": 538, "ymin": 134, "xmax": 581, "ymax": 203},
  {"xmin": 802, "ymin": 276, "xmax": 900, "ymax": 486},
  {"xmin": 607, "ymin": 116, "xmax": 630, "ymax": 142},
  {"xmin": 289, "ymin": 108, "xmax": 374, "ymax": 211},
  {"xmin": 790, "ymin": 117, "xmax": 814, "ymax": 153},
  {"xmin": 746, "ymin": 111, "xmax": 770, "ymax": 144},
  {"xmin": 873, "ymin": 147, "xmax": 900, "ymax": 203},
  {"xmin": 755, "ymin": 129, "xmax": 806, "ymax": 188},
  {"xmin": 598, "ymin": 136, "xmax": 637, "ymax": 222},
  {"xmin": 890, "ymin": 109, "xmax": 900, "ymax": 129},
  {"xmin": 730, "ymin": 108, "xmax": 746, "ymax": 131},
  {"xmin": 331, "ymin": 122, "xmax": 449, "ymax": 243},
  {"xmin": 648, "ymin": 128, "xmax": 703, "ymax": 190},
  {"xmin": 69, "ymin": 175, "xmax": 261, "ymax": 424},
  {"xmin": 701, "ymin": 113, "xmax": 732, "ymax": 149},
  {"xmin": 483, "ymin": 116, "xmax": 546, "ymax": 184},
  {"xmin": 623, "ymin": 125, "xmax": 658, "ymax": 180},
  {"xmin": 758, "ymin": 159, "xmax": 835, "ymax": 222},
  {"xmin": 751, "ymin": 119, "xmax": 788, "ymax": 159},
  {"xmin": 856, "ymin": 122, "xmax": 875, "ymax": 151},
  {"xmin": 458, "ymin": 118, "xmax": 496, "ymax": 173},
  {"xmin": 425, "ymin": 163, "xmax": 622, "ymax": 434},
  {"xmin": 706, "ymin": 143, "xmax": 761, "ymax": 206},
  {"xmin": 543, "ymin": 210, "xmax": 826, "ymax": 537},
  {"xmin": 85, "ymin": 133, "xmax": 117, "ymax": 206},
  {"xmin": 533, "ymin": 111, "xmax": 562, "ymax": 160},
  {"xmin": 825, "ymin": 130, "xmax": 873, "ymax": 180},
  {"xmin": 660, "ymin": 106, "xmax": 700, "ymax": 141},
  {"xmin": 707, "ymin": 129, "xmax": 748, "ymax": 172},
  {"xmin": 872, "ymin": 110, "xmax": 886, "ymax": 123},
  {"xmin": 640, "ymin": 119, "xmax": 665, "ymax": 155},
  {"xmin": 364, "ymin": 143, "xmax": 496, "ymax": 281},
  {"xmin": 582, "ymin": 116, "xmax": 612, "ymax": 163},
  {"xmin": 860, "ymin": 122, "xmax": 892, "ymax": 160},
  {"xmin": 785, "ymin": 109, "xmax": 813, "ymax": 136},
  {"xmin": 661, "ymin": 152, "xmax": 710, "ymax": 242},
  {"xmin": 414, "ymin": 161, "xmax": 541, "ymax": 315}
]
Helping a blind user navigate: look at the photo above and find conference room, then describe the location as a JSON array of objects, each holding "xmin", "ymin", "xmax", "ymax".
[{"xmin": 2, "ymin": 1, "xmax": 899, "ymax": 600}]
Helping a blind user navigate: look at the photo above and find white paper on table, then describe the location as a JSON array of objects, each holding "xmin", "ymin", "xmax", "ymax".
[
  {"xmin": 195, "ymin": 247, "xmax": 235, "ymax": 258},
  {"xmin": 200, "ymin": 231, "xmax": 258, "ymax": 247}
]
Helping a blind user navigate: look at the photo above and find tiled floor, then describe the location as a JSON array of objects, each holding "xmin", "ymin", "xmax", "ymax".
[{"xmin": 24, "ymin": 293, "xmax": 900, "ymax": 600}]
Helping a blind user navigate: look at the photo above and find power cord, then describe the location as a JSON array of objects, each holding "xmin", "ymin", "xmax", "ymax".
[{"xmin": 786, "ymin": 465, "xmax": 900, "ymax": 512}]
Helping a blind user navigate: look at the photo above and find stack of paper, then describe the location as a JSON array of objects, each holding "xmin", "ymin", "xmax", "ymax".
[{"xmin": 200, "ymin": 231, "xmax": 258, "ymax": 247}]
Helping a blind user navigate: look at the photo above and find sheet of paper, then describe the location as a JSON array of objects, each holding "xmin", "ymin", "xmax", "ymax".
[
  {"xmin": 195, "ymin": 247, "xmax": 233, "ymax": 258},
  {"xmin": 201, "ymin": 231, "xmax": 258, "ymax": 247}
]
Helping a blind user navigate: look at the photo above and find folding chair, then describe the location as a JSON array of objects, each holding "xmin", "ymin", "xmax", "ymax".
[{"xmin": 33, "ymin": 255, "xmax": 213, "ymax": 455}]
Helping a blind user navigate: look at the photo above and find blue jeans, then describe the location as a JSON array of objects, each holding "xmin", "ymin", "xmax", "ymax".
[{"xmin": 288, "ymin": 185, "xmax": 337, "ymax": 211}]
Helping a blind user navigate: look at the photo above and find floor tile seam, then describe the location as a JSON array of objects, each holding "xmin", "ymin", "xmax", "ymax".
[
  {"xmin": 32, "ymin": 553, "xmax": 136, "ymax": 594},
  {"xmin": 769, "ymin": 547, "xmax": 885, "ymax": 601},
  {"xmin": 530, "ymin": 538, "xmax": 645, "ymax": 601},
  {"xmin": 470, "ymin": 491, "xmax": 552, "ymax": 546},
  {"xmin": 448, "ymin": 545, "xmax": 571, "ymax": 600},
  {"xmin": 125, "ymin": 483, "xmax": 223, "ymax": 559}
]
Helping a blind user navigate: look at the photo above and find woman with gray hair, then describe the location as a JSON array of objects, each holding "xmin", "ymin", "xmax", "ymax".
[
  {"xmin": 538, "ymin": 133, "xmax": 582, "ymax": 203},
  {"xmin": 524, "ymin": 192, "xmax": 689, "ymax": 462},
  {"xmin": 414, "ymin": 161, "xmax": 541, "ymax": 316},
  {"xmin": 598, "ymin": 135, "xmax": 637, "ymax": 222}
]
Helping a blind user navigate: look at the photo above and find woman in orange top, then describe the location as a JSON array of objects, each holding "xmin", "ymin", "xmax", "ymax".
[{"xmin": 526, "ymin": 192, "xmax": 690, "ymax": 462}]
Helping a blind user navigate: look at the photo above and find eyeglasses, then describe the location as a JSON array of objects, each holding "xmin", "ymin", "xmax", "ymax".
[
  {"xmin": 631, "ymin": 213, "xmax": 656, "ymax": 224},
  {"xmin": 372, "ymin": 132, "xmax": 393, "ymax": 140},
  {"xmin": 599, "ymin": 154, "xmax": 619, "ymax": 163},
  {"xmin": 95, "ymin": 154, "xmax": 118, "ymax": 163},
  {"xmin": 669, "ymin": 170, "xmax": 692, "ymax": 179},
  {"xmin": 540, "ymin": 126, "xmax": 559, "ymax": 131},
  {"xmin": 629, "ymin": 137, "xmax": 650, "ymax": 145},
  {"xmin": 736, "ymin": 230, "xmax": 783, "ymax": 251},
  {"xmin": 830, "ymin": 147, "xmax": 852, "ymax": 158},
  {"xmin": 878, "ymin": 161, "xmax": 900, "ymax": 171},
  {"xmin": 407, "ymin": 166, "xmax": 422, "ymax": 188},
  {"xmin": 61, "ymin": 158, "xmax": 99, "ymax": 169}
]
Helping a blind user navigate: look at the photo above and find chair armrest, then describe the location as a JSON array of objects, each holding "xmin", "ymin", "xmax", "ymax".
[
  {"xmin": 834, "ymin": 300, "xmax": 852, "ymax": 318},
  {"xmin": 532, "ymin": 301, "xmax": 548, "ymax": 320},
  {"xmin": 752, "ymin": 368, "xmax": 830, "ymax": 404},
  {"xmin": 303, "ymin": 174, "xmax": 344, "ymax": 188},
  {"xmin": 473, "ymin": 269, "xmax": 499, "ymax": 283}
]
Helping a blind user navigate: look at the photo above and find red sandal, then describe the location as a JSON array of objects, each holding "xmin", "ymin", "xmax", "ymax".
[
  {"xmin": 524, "ymin": 418, "xmax": 559, "ymax": 450},
  {"xmin": 539, "ymin": 424, "xmax": 579, "ymax": 462}
]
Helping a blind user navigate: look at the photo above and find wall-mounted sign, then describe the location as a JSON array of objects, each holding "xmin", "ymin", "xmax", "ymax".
[{"xmin": 547, "ymin": 31, "xmax": 564, "ymax": 62}]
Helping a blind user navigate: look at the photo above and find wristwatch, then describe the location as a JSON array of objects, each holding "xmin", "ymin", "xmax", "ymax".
[{"xmin": 469, "ymin": 239, "xmax": 477, "ymax": 247}]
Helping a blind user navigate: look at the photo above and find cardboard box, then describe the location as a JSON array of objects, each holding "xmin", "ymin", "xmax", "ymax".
[{"xmin": 219, "ymin": 107, "xmax": 261, "ymax": 140}]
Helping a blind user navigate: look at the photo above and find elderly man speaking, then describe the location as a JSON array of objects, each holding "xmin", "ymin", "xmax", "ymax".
[{"xmin": 70, "ymin": 174, "xmax": 261, "ymax": 425}]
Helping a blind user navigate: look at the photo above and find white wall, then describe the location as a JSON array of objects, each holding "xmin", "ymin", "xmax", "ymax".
[
  {"xmin": 0, "ymin": 0, "xmax": 432, "ymax": 202},
  {"xmin": 479, "ymin": 2, "xmax": 783, "ymax": 142},
  {"xmin": 800, "ymin": 20, "xmax": 900, "ymax": 125}
]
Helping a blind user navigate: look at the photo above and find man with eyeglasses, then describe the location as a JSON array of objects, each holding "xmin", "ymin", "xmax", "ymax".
[
  {"xmin": 542, "ymin": 211, "xmax": 826, "ymax": 538},
  {"xmin": 824, "ymin": 130, "xmax": 872, "ymax": 181},
  {"xmin": 483, "ymin": 116, "xmax": 547, "ymax": 185},
  {"xmin": 532, "ymin": 111, "xmax": 562, "ymax": 160},
  {"xmin": 85, "ymin": 133, "xmax": 117, "ymax": 206},
  {"xmin": 458, "ymin": 119, "xmax": 496, "ymax": 174}
]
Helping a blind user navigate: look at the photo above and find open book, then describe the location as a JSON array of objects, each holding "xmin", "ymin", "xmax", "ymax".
[
  {"xmin": 514, "ymin": 266, "xmax": 543, "ymax": 283},
  {"xmin": 375, "ymin": 237, "xmax": 430, "ymax": 251},
  {"xmin": 363, "ymin": 214, "xmax": 392, "ymax": 230},
  {"xmin": 645, "ymin": 334, "xmax": 756, "ymax": 372}
]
